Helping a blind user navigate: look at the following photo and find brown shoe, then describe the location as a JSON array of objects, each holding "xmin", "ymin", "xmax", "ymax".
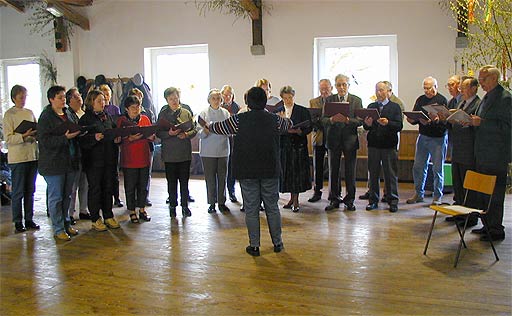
[
  {"xmin": 54, "ymin": 232, "xmax": 71, "ymax": 241},
  {"xmin": 406, "ymin": 194, "xmax": 424, "ymax": 204}
]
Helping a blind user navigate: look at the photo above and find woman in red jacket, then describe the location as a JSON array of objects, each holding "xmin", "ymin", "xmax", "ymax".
[{"xmin": 117, "ymin": 96, "xmax": 154, "ymax": 223}]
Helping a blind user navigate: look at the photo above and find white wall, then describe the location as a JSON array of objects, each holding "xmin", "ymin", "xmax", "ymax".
[{"xmin": 1, "ymin": 0, "xmax": 458, "ymax": 129}]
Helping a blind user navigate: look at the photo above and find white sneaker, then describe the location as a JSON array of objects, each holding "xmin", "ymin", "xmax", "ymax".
[
  {"xmin": 92, "ymin": 218, "xmax": 108, "ymax": 231},
  {"xmin": 432, "ymin": 197, "xmax": 442, "ymax": 205},
  {"xmin": 104, "ymin": 217, "xmax": 120, "ymax": 229}
]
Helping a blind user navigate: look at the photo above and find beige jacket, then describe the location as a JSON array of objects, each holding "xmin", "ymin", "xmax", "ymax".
[
  {"xmin": 4, "ymin": 107, "xmax": 38, "ymax": 164},
  {"xmin": 309, "ymin": 96, "xmax": 325, "ymax": 146}
]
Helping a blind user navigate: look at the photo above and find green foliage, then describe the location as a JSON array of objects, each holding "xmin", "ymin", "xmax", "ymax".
[
  {"xmin": 440, "ymin": 0, "xmax": 511, "ymax": 89},
  {"xmin": 24, "ymin": 1, "xmax": 75, "ymax": 48}
]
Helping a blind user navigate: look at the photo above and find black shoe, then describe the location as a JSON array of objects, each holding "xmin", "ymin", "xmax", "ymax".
[
  {"xmin": 389, "ymin": 205, "xmax": 398, "ymax": 213},
  {"xmin": 366, "ymin": 203, "xmax": 378, "ymax": 211},
  {"xmin": 14, "ymin": 222, "xmax": 26, "ymax": 233},
  {"xmin": 182, "ymin": 207, "xmax": 192, "ymax": 217},
  {"xmin": 453, "ymin": 216, "xmax": 478, "ymax": 228},
  {"xmin": 79, "ymin": 212, "xmax": 91, "ymax": 220},
  {"xmin": 283, "ymin": 201, "xmax": 293, "ymax": 209},
  {"xmin": 169, "ymin": 206, "xmax": 177, "ymax": 218},
  {"xmin": 308, "ymin": 194, "xmax": 321, "ymax": 203},
  {"xmin": 273, "ymin": 243, "xmax": 284, "ymax": 253},
  {"xmin": 480, "ymin": 232, "xmax": 505, "ymax": 242},
  {"xmin": 345, "ymin": 203, "xmax": 356, "ymax": 211},
  {"xmin": 246, "ymin": 246, "xmax": 260, "ymax": 257},
  {"xmin": 381, "ymin": 196, "xmax": 388, "ymax": 203},
  {"xmin": 260, "ymin": 205, "xmax": 265, "ymax": 212},
  {"xmin": 114, "ymin": 199, "xmax": 124, "ymax": 207},
  {"xmin": 188, "ymin": 195, "xmax": 195, "ymax": 203},
  {"xmin": 471, "ymin": 227, "xmax": 486, "ymax": 235},
  {"xmin": 240, "ymin": 206, "xmax": 245, "ymax": 212},
  {"xmin": 359, "ymin": 192, "xmax": 370, "ymax": 200},
  {"xmin": 69, "ymin": 216, "xmax": 76, "ymax": 225},
  {"xmin": 145, "ymin": 199, "xmax": 152, "ymax": 207},
  {"xmin": 166, "ymin": 197, "xmax": 170, "ymax": 204},
  {"xmin": 445, "ymin": 216, "xmax": 458, "ymax": 222},
  {"xmin": 219, "ymin": 204, "xmax": 230, "ymax": 213},
  {"xmin": 139, "ymin": 210, "xmax": 151, "ymax": 222},
  {"xmin": 229, "ymin": 194, "xmax": 237, "ymax": 203},
  {"xmin": 292, "ymin": 206, "xmax": 300, "ymax": 213},
  {"xmin": 25, "ymin": 221, "xmax": 40, "ymax": 230},
  {"xmin": 325, "ymin": 202, "xmax": 340, "ymax": 211},
  {"xmin": 208, "ymin": 204, "xmax": 216, "ymax": 213}
]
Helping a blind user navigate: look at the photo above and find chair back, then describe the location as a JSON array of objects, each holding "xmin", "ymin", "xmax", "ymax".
[{"xmin": 463, "ymin": 170, "xmax": 496, "ymax": 195}]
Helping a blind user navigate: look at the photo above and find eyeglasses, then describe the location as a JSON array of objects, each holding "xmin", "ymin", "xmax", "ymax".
[{"xmin": 423, "ymin": 86, "xmax": 435, "ymax": 91}]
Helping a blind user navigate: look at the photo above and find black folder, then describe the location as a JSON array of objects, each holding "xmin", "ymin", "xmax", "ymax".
[{"xmin": 14, "ymin": 120, "xmax": 37, "ymax": 134}]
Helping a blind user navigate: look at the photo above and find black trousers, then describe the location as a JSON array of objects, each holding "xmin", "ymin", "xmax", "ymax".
[
  {"xmin": 367, "ymin": 147, "xmax": 398, "ymax": 205},
  {"xmin": 85, "ymin": 164, "xmax": 115, "ymax": 222},
  {"xmin": 123, "ymin": 167, "xmax": 150, "ymax": 210},
  {"xmin": 327, "ymin": 146, "xmax": 357, "ymax": 204},
  {"xmin": 312, "ymin": 145, "xmax": 327, "ymax": 193},
  {"xmin": 475, "ymin": 162, "xmax": 507, "ymax": 234},
  {"xmin": 451, "ymin": 161, "xmax": 475, "ymax": 206},
  {"xmin": 165, "ymin": 161, "xmax": 191, "ymax": 207}
]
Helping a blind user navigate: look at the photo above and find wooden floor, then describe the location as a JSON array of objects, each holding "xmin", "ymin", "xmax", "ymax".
[{"xmin": 0, "ymin": 174, "xmax": 511, "ymax": 316}]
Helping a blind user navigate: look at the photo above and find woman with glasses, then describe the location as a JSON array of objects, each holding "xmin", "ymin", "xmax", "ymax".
[{"xmin": 117, "ymin": 96, "xmax": 154, "ymax": 223}]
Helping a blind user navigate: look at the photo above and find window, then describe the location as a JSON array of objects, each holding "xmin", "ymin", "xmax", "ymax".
[
  {"xmin": 1, "ymin": 58, "xmax": 43, "ymax": 119},
  {"xmin": 314, "ymin": 35, "xmax": 398, "ymax": 106},
  {"xmin": 144, "ymin": 44, "xmax": 210, "ymax": 114}
]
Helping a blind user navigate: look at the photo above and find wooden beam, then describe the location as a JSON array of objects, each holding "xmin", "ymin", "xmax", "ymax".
[
  {"xmin": 46, "ymin": 0, "xmax": 90, "ymax": 30},
  {"xmin": 0, "ymin": 0, "xmax": 24, "ymax": 13},
  {"xmin": 239, "ymin": 0, "xmax": 259, "ymax": 20},
  {"xmin": 59, "ymin": 0, "xmax": 93, "ymax": 6}
]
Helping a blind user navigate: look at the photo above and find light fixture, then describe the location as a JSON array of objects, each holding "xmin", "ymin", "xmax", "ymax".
[{"xmin": 46, "ymin": 3, "xmax": 63, "ymax": 17}]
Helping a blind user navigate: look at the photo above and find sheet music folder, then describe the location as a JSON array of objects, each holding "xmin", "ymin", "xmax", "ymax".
[
  {"xmin": 14, "ymin": 120, "xmax": 37, "ymax": 134},
  {"xmin": 324, "ymin": 102, "xmax": 350, "ymax": 117}
]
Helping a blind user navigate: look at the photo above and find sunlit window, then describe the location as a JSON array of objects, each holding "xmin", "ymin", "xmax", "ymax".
[
  {"xmin": 145, "ymin": 44, "xmax": 210, "ymax": 114},
  {"xmin": 1, "ymin": 60, "xmax": 43, "ymax": 119},
  {"xmin": 314, "ymin": 35, "xmax": 398, "ymax": 106}
]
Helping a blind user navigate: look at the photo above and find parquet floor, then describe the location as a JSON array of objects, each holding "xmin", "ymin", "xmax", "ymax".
[{"xmin": 0, "ymin": 174, "xmax": 511, "ymax": 315}]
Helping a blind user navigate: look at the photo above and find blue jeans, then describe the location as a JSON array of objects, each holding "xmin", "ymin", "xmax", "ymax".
[
  {"xmin": 412, "ymin": 134, "xmax": 447, "ymax": 199},
  {"xmin": 9, "ymin": 161, "xmax": 37, "ymax": 223},
  {"xmin": 43, "ymin": 172, "xmax": 76, "ymax": 235},
  {"xmin": 240, "ymin": 178, "xmax": 282, "ymax": 247}
]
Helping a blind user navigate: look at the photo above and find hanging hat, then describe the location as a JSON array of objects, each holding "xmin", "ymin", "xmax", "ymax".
[
  {"xmin": 94, "ymin": 74, "xmax": 107, "ymax": 87},
  {"xmin": 76, "ymin": 76, "xmax": 87, "ymax": 88},
  {"xmin": 132, "ymin": 73, "xmax": 144, "ymax": 86}
]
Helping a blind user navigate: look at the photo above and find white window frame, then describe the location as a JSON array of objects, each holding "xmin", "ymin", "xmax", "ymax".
[
  {"xmin": 313, "ymin": 35, "xmax": 398, "ymax": 99},
  {"xmin": 144, "ymin": 44, "xmax": 209, "ymax": 113}
]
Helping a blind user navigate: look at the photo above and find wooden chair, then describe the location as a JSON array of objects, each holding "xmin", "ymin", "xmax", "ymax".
[{"xmin": 423, "ymin": 170, "xmax": 499, "ymax": 267}]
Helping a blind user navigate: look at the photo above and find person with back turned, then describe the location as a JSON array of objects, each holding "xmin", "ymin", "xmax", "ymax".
[{"xmin": 207, "ymin": 87, "xmax": 292, "ymax": 257}]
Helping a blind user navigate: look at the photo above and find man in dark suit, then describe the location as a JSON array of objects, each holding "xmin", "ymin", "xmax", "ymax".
[
  {"xmin": 308, "ymin": 79, "xmax": 333, "ymax": 202},
  {"xmin": 363, "ymin": 81, "xmax": 403, "ymax": 213},
  {"xmin": 443, "ymin": 76, "xmax": 480, "ymax": 225},
  {"xmin": 322, "ymin": 74, "xmax": 363, "ymax": 211},
  {"xmin": 470, "ymin": 65, "xmax": 511, "ymax": 241}
]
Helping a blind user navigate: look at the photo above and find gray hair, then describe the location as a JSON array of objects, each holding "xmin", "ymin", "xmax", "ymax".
[
  {"xmin": 423, "ymin": 76, "xmax": 438, "ymax": 88},
  {"xmin": 334, "ymin": 74, "xmax": 350, "ymax": 84},
  {"xmin": 207, "ymin": 89, "xmax": 222, "ymax": 103},
  {"xmin": 279, "ymin": 85, "xmax": 295, "ymax": 97}
]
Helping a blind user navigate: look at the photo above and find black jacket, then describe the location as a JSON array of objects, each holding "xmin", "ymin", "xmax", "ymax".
[
  {"xmin": 37, "ymin": 105, "xmax": 79, "ymax": 176},
  {"xmin": 78, "ymin": 110, "xmax": 119, "ymax": 170}
]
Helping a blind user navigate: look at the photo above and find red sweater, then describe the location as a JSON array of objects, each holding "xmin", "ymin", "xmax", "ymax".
[{"xmin": 117, "ymin": 115, "xmax": 152, "ymax": 168}]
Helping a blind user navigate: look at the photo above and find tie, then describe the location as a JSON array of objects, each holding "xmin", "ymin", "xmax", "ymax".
[
  {"xmin": 339, "ymin": 95, "xmax": 343, "ymax": 102},
  {"xmin": 458, "ymin": 100, "xmax": 466, "ymax": 110},
  {"xmin": 378, "ymin": 103, "xmax": 383, "ymax": 113}
]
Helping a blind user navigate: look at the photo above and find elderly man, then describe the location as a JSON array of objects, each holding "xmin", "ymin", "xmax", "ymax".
[
  {"xmin": 323, "ymin": 74, "xmax": 363, "ymax": 211},
  {"xmin": 446, "ymin": 75, "xmax": 462, "ymax": 109},
  {"xmin": 443, "ymin": 76, "xmax": 480, "ymax": 226},
  {"xmin": 406, "ymin": 77, "xmax": 448, "ymax": 205},
  {"xmin": 308, "ymin": 79, "xmax": 333, "ymax": 202},
  {"xmin": 363, "ymin": 81, "xmax": 403, "ymax": 213},
  {"xmin": 470, "ymin": 65, "xmax": 511, "ymax": 241}
]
